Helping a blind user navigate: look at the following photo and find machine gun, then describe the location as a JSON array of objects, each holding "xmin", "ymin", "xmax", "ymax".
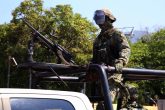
[{"xmin": 22, "ymin": 18, "xmax": 75, "ymax": 65}]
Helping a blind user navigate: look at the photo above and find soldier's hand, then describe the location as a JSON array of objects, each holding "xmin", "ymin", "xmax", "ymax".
[{"xmin": 115, "ymin": 60, "xmax": 123, "ymax": 73}]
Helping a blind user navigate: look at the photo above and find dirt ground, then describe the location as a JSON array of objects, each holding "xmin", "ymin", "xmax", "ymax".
[{"xmin": 93, "ymin": 103, "xmax": 158, "ymax": 110}]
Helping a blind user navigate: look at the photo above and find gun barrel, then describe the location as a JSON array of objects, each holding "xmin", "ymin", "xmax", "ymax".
[
  {"xmin": 22, "ymin": 18, "xmax": 74, "ymax": 64},
  {"xmin": 22, "ymin": 19, "xmax": 54, "ymax": 50}
]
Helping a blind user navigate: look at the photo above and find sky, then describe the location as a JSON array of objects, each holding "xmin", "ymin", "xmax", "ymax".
[{"xmin": 0, "ymin": 0, "xmax": 165, "ymax": 32}]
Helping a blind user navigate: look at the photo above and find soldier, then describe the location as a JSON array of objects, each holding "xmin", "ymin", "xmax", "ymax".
[{"xmin": 92, "ymin": 8, "xmax": 131, "ymax": 109}]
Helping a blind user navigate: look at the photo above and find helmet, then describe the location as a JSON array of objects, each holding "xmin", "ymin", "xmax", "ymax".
[
  {"xmin": 93, "ymin": 8, "xmax": 116, "ymax": 25},
  {"xmin": 102, "ymin": 8, "xmax": 116, "ymax": 22}
]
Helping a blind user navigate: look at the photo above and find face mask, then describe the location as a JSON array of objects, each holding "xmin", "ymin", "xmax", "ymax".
[{"xmin": 99, "ymin": 20, "xmax": 113, "ymax": 30}]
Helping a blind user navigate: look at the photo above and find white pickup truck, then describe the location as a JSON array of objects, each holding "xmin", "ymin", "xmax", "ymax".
[{"xmin": 0, "ymin": 88, "xmax": 94, "ymax": 110}]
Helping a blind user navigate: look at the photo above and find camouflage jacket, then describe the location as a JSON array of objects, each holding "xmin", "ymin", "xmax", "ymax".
[{"xmin": 92, "ymin": 28, "xmax": 131, "ymax": 66}]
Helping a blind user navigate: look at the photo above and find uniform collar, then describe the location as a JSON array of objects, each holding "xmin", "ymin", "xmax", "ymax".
[{"xmin": 100, "ymin": 28, "xmax": 115, "ymax": 37}]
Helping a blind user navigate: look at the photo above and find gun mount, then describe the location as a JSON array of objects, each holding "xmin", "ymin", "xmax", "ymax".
[{"xmin": 17, "ymin": 62, "xmax": 165, "ymax": 110}]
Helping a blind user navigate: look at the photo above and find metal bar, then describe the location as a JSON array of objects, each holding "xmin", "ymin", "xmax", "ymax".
[
  {"xmin": 105, "ymin": 66, "xmax": 165, "ymax": 76},
  {"xmin": 89, "ymin": 64, "xmax": 113, "ymax": 110},
  {"xmin": 41, "ymin": 76, "xmax": 79, "ymax": 82},
  {"xmin": 7, "ymin": 56, "xmax": 11, "ymax": 88},
  {"xmin": 18, "ymin": 62, "xmax": 86, "ymax": 74},
  {"xmin": 29, "ymin": 68, "xmax": 32, "ymax": 88},
  {"xmin": 48, "ymin": 66, "xmax": 69, "ymax": 89}
]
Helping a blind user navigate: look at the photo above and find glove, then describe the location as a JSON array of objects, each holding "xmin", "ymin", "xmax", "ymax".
[{"xmin": 114, "ymin": 60, "xmax": 123, "ymax": 73}]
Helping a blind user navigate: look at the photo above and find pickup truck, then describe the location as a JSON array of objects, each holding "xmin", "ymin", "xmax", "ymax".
[{"xmin": 0, "ymin": 88, "xmax": 94, "ymax": 110}]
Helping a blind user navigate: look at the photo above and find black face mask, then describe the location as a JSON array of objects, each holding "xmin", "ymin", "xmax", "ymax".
[
  {"xmin": 98, "ymin": 24, "xmax": 105, "ymax": 29},
  {"xmin": 99, "ymin": 20, "xmax": 113, "ymax": 31}
]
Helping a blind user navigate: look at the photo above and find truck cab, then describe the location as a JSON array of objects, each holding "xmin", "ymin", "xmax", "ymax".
[{"xmin": 0, "ymin": 88, "xmax": 93, "ymax": 110}]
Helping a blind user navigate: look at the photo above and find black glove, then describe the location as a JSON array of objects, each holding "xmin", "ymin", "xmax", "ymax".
[{"xmin": 114, "ymin": 60, "xmax": 123, "ymax": 73}]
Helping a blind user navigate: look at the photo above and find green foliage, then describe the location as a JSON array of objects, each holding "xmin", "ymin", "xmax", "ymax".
[
  {"xmin": 129, "ymin": 28, "xmax": 165, "ymax": 103},
  {"xmin": 0, "ymin": 24, "xmax": 10, "ymax": 87},
  {"xmin": 128, "ymin": 41, "xmax": 149, "ymax": 68},
  {"xmin": 0, "ymin": 0, "xmax": 97, "ymax": 87},
  {"xmin": 11, "ymin": 0, "xmax": 97, "ymax": 64},
  {"xmin": 1, "ymin": 0, "xmax": 165, "ymax": 103},
  {"xmin": 42, "ymin": 5, "xmax": 97, "ymax": 64},
  {"xmin": 147, "ymin": 30, "xmax": 165, "ymax": 69},
  {"xmin": 129, "ymin": 29, "xmax": 165, "ymax": 69}
]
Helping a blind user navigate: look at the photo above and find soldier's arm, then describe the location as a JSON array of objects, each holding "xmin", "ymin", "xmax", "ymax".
[
  {"xmin": 117, "ymin": 32, "xmax": 131, "ymax": 66},
  {"xmin": 91, "ymin": 38, "xmax": 99, "ymax": 63}
]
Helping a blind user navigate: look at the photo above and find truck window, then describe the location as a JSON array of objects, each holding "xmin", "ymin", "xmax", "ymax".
[{"xmin": 10, "ymin": 98, "xmax": 75, "ymax": 110}]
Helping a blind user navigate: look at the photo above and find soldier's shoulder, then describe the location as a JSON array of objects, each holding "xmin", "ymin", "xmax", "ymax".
[
  {"xmin": 113, "ymin": 28, "xmax": 123, "ymax": 35},
  {"xmin": 106, "ymin": 28, "xmax": 122, "ymax": 36},
  {"xmin": 93, "ymin": 35, "xmax": 100, "ymax": 44},
  {"xmin": 113, "ymin": 28, "xmax": 126, "ymax": 38}
]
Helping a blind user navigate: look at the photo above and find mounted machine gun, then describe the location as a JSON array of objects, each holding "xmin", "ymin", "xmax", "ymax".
[{"xmin": 22, "ymin": 18, "xmax": 74, "ymax": 65}]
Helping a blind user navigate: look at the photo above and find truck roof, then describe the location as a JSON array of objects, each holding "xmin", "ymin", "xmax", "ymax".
[
  {"xmin": 0, "ymin": 88, "xmax": 85, "ymax": 97},
  {"xmin": 0, "ymin": 88, "xmax": 93, "ymax": 110}
]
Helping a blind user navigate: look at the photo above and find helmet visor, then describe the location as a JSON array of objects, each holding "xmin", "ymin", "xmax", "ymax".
[{"xmin": 93, "ymin": 10, "xmax": 105, "ymax": 25}]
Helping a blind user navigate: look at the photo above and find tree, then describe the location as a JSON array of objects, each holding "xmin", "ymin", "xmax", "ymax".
[
  {"xmin": 0, "ymin": 0, "xmax": 98, "ymax": 87},
  {"xmin": 12, "ymin": 0, "xmax": 97, "ymax": 64},
  {"xmin": 0, "ymin": 24, "xmax": 11, "ymax": 87},
  {"xmin": 129, "ymin": 29, "xmax": 165, "ymax": 102},
  {"xmin": 127, "ymin": 41, "xmax": 149, "ymax": 68}
]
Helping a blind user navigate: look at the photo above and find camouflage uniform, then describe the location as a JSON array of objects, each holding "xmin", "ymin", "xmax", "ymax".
[
  {"xmin": 92, "ymin": 8, "xmax": 131, "ymax": 109},
  {"xmin": 92, "ymin": 28, "xmax": 130, "ymax": 66},
  {"xmin": 93, "ymin": 27, "xmax": 131, "ymax": 100}
]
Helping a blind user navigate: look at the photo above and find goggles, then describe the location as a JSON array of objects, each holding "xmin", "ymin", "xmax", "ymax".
[{"xmin": 93, "ymin": 10, "xmax": 105, "ymax": 25}]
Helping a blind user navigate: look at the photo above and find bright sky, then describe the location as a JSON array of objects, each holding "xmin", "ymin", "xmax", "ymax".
[{"xmin": 1, "ymin": 0, "xmax": 165, "ymax": 32}]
